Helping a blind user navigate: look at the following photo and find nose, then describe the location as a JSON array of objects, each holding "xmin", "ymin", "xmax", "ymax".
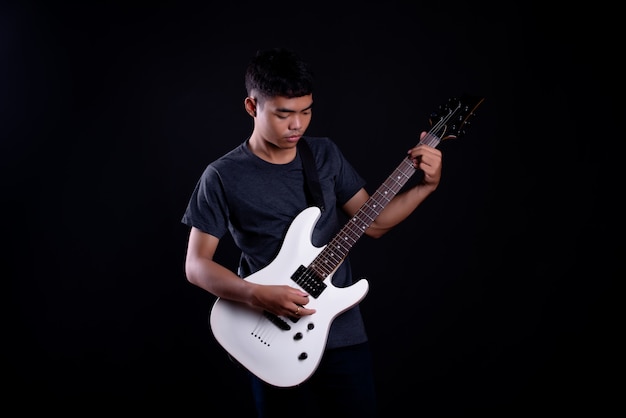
[{"xmin": 289, "ymin": 115, "xmax": 303, "ymax": 130}]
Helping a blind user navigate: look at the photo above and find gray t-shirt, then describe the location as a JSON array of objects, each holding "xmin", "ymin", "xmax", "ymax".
[{"xmin": 182, "ymin": 136, "xmax": 368, "ymax": 348}]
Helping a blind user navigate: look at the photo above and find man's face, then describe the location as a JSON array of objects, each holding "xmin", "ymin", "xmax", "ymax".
[{"xmin": 255, "ymin": 94, "xmax": 313, "ymax": 149}]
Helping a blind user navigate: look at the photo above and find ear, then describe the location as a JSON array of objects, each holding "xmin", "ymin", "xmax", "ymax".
[{"xmin": 244, "ymin": 97, "xmax": 257, "ymax": 117}]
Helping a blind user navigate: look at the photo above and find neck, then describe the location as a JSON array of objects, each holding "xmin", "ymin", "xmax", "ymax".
[{"xmin": 248, "ymin": 134, "xmax": 297, "ymax": 164}]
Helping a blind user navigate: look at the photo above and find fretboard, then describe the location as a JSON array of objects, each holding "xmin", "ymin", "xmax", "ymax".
[{"xmin": 308, "ymin": 132, "xmax": 441, "ymax": 279}]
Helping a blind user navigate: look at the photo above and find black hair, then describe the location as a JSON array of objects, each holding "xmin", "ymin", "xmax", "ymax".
[{"xmin": 244, "ymin": 47, "xmax": 314, "ymax": 101}]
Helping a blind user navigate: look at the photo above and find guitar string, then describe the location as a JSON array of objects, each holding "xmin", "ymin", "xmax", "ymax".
[
  {"xmin": 245, "ymin": 101, "xmax": 472, "ymax": 373},
  {"xmin": 308, "ymin": 101, "xmax": 461, "ymax": 281}
]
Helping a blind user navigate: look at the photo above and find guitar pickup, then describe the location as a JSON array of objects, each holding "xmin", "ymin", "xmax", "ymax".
[
  {"xmin": 291, "ymin": 265, "xmax": 326, "ymax": 298},
  {"xmin": 263, "ymin": 311, "xmax": 291, "ymax": 330}
]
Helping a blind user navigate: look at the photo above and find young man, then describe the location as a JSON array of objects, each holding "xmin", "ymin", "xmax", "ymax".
[{"xmin": 181, "ymin": 47, "xmax": 442, "ymax": 417}]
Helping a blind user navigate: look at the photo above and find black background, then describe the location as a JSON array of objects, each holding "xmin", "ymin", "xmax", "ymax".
[{"xmin": 3, "ymin": 1, "xmax": 621, "ymax": 416}]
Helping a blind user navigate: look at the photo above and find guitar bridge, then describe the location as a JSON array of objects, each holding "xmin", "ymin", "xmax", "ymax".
[{"xmin": 291, "ymin": 265, "xmax": 326, "ymax": 298}]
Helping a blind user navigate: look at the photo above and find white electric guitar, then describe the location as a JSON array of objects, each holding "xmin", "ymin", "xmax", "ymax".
[{"xmin": 209, "ymin": 95, "xmax": 485, "ymax": 387}]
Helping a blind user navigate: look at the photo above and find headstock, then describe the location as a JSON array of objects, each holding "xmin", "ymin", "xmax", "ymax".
[{"xmin": 428, "ymin": 95, "xmax": 485, "ymax": 142}]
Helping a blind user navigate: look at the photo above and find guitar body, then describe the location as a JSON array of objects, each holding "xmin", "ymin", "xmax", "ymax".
[{"xmin": 209, "ymin": 206, "xmax": 369, "ymax": 388}]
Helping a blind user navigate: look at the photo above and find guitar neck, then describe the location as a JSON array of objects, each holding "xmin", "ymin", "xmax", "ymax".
[
  {"xmin": 307, "ymin": 95, "xmax": 484, "ymax": 280},
  {"xmin": 309, "ymin": 132, "xmax": 441, "ymax": 279}
]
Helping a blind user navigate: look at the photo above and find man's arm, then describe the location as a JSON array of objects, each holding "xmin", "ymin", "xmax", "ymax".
[
  {"xmin": 342, "ymin": 134, "xmax": 442, "ymax": 239},
  {"xmin": 184, "ymin": 227, "xmax": 315, "ymax": 317}
]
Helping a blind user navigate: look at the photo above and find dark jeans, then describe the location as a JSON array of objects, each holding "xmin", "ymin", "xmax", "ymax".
[{"xmin": 250, "ymin": 342, "xmax": 378, "ymax": 418}]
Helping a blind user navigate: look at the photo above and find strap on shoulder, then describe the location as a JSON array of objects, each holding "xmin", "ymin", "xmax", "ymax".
[{"xmin": 297, "ymin": 139, "xmax": 325, "ymax": 212}]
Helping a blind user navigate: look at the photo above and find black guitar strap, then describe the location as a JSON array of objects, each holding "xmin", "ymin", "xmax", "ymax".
[{"xmin": 298, "ymin": 139, "xmax": 325, "ymax": 212}]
